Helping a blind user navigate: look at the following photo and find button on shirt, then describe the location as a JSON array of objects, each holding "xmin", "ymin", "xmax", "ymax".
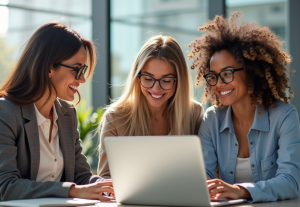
[
  {"xmin": 198, "ymin": 101, "xmax": 300, "ymax": 202},
  {"xmin": 34, "ymin": 104, "xmax": 64, "ymax": 182}
]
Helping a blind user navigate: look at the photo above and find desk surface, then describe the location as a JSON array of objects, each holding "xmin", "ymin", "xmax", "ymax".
[
  {"xmin": 90, "ymin": 198, "xmax": 300, "ymax": 207},
  {"xmin": 1, "ymin": 199, "xmax": 299, "ymax": 207}
]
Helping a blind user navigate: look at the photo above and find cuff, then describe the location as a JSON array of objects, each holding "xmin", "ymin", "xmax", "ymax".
[
  {"xmin": 62, "ymin": 182, "xmax": 76, "ymax": 198},
  {"xmin": 89, "ymin": 175, "xmax": 103, "ymax": 184},
  {"xmin": 235, "ymin": 183, "xmax": 257, "ymax": 203}
]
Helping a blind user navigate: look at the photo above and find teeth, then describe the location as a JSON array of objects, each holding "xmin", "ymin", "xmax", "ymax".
[
  {"xmin": 69, "ymin": 85, "xmax": 78, "ymax": 91},
  {"xmin": 220, "ymin": 90, "xmax": 232, "ymax": 95},
  {"xmin": 151, "ymin": 94, "xmax": 163, "ymax": 99}
]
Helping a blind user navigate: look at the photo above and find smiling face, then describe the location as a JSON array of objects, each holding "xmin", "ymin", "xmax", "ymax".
[
  {"xmin": 49, "ymin": 45, "xmax": 87, "ymax": 101},
  {"xmin": 140, "ymin": 58, "xmax": 177, "ymax": 110},
  {"xmin": 209, "ymin": 50, "xmax": 249, "ymax": 107}
]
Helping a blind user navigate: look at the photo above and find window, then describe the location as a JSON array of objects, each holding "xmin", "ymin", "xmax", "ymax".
[
  {"xmin": 110, "ymin": 0, "xmax": 208, "ymax": 102},
  {"xmin": 0, "ymin": 0, "xmax": 93, "ymax": 107}
]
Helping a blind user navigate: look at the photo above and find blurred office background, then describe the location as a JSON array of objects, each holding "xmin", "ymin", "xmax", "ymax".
[{"xmin": 0, "ymin": 0, "xmax": 299, "ymax": 169}]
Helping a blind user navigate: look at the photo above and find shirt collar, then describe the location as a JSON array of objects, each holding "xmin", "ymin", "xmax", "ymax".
[
  {"xmin": 251, "ymin": 106, "xmax": 270, "ymax": 131},
  {"xmin": 34, "ymin": 104, "xmax": 58, "ymax": 126},
  {"xmin": 219, "ymin": 105, "xmax": 270, "ymax": 133},
  {"xmin": 219, "ymin": 105, "xmax": 234, "ymax": 134}
]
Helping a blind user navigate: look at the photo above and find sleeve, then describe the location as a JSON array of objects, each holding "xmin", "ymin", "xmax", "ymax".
[
  {"xmin": 97, "ymin": 113, "xmax": 118, "ymax": 178},
  {"xmin": 198, "ymin": 108, "xmax": 218, "ymax": 179},
  {"xmin": 0, "ymin": 101, "xmax": 74, "ymax": 201},
  {"xmin": 72, "ymin": 108, "xmax": 103, "ymax": 185},
  {"xmin": 238, "ymin": 106, "xmax": 300, "ymax": 202}
]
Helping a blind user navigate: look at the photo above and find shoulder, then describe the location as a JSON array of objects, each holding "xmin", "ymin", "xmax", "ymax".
[
  {"xmin": 268, "ymin": 101, "xmax": 298, "ymax": 124},
  {"xmin": 0, "ymin": 97, "xmax": 21, "ymax": 117},
  {"xmin": 203, "ymin": 105, "xmax": 227, "ymax": 120},
  {"xmin": 191, "ymin": 100, "xmax": 204, "ymax": 122},
  {"xmin": 103, "ymin": 110, "xmax": 126, "ymax": 126},
  {"xmin": 56, "ymin": 98, "xmax": 74, "ymax": 109},
  {"xmin": 190, "ymin": 100, "xmax": 204, "ymax": 134},
  {"xmin": 269, "ymin": 101, "xmax": 296, "ymax": 114},
  {"xmin": 0, "ymin": 97, "xmax": 20, "ymax": 110},
  {"xmin": 55, "ymin": 98, "xmax": 76, "ymax": 116},
  {"xmin": 191, "ymin": 100, "xmax": 204, "ymax": 115},
  {"xmin": 0, "ymin": 98, "xmax": 22, "ymax": 133}
]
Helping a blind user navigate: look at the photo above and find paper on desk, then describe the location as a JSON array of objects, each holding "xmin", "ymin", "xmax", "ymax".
[{"xmin": 0, "ymin": 198, "xmax": 100, "ymax": 207}]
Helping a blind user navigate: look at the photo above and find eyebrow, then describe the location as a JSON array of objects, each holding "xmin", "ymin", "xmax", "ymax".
[
  {"xmin": 72, "ymin": 62, "xmax": 83, "ymax": 66},
  {"xmin": 142, "ymin": 71, "xmax": 175, "ymax": 77},
  {"xmin": 210, "ymin": 66, "xmax": 234, "ymax": 72}
]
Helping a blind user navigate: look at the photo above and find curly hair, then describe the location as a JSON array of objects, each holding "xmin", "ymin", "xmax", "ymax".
[{"xmin": 187, "ymin": 12, "xmax": 293, "ymax": 113}]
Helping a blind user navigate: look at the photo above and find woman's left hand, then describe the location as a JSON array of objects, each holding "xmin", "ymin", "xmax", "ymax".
[{"xmin": 207, "ymin": 179, "xmax": 251, "ymax": 200}]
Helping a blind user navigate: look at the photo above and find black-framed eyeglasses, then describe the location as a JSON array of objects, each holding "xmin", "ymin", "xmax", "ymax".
[
  {"xmin": 137, "ymin": 74, "xmax": 177, "ymax": 90},
  {"xmin": 58, "ymin": 63, "xmax": 88, "ymax": 80},
  {"xmin": 203, "ymin": 68, "xmax": 244, "ymax": 86}
]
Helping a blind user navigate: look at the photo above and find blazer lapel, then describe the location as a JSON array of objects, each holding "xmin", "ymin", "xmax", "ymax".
[
  {"xmin": 55, "ymin": 99, "xmax": 75, "ymax": 182},
  {"xmin": 22, "ymin": 104, "xmax": 40, "ymax": 180}
]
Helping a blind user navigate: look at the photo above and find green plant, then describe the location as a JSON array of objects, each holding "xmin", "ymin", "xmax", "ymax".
[{"xmin": 76, "ymin": 100, "xmax": 103, "ymax": 158}]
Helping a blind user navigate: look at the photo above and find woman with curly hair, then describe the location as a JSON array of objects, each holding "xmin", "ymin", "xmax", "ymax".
[{"xmin": 188, "ymin": 12, "xmax": 300, "ymax": 202}]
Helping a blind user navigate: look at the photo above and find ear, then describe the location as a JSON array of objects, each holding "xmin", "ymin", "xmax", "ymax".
[{"xmin": 49, "ymin": 65, "xmax": 55, "ymax": 78}]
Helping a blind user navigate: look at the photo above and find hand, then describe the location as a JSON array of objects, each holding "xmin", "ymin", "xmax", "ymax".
[
  {"xmin": 68, "ymin": 180, "xmax": 114, "ymax": 201},
  {"xmin": 96, "ymin": 178, "xmax": 115, "ymax": 198},
  {"xmin": 95, "ymin": 178, "xmax": 112, "ymax": 183},
  {"xmin": 206, "ymin": 179, "xmax": 250, "ymax": 200}
]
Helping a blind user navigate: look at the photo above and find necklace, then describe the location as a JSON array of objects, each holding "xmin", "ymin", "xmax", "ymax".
[{"xmin": 152, "ymin": 122, "xmax": 168, "ymax": 132}]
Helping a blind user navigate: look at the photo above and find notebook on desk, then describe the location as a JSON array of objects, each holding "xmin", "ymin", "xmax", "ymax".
[{"xmin": 104, "ymin": 135, "xmax": 246, "ymax": 207}]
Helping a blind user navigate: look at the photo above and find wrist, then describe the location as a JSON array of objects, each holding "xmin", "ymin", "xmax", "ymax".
[
  {"xmin": 68, "ymin": 184, "xmax": 77, "ymax": 198},
  {"xmin": 95, "ymin": 178, "xmax": 105, "ymax": 183},
  {"xmin": 236, "ymin": 185, "xmax": 251, "ymax": 199}
]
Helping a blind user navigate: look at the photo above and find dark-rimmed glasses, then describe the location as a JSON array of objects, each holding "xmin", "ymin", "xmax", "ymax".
[
  {"xmin": 203, "ymin": 68, "xmax": 244, "ymax": 86},
  {"xmin": 137, "ymin": 74, "xmax": 177, "ymax": 90},
  {"xmin": 58, "ymin": 63, "xmax": 88, "ymax": 80}
]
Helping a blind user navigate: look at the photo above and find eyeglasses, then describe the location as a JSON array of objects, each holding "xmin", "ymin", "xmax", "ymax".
[
  {"xmin": 203, "ymin": 68, "xmax": 244, "ymax": 86},
  {"xmin": 137, "ymin": 74, "xmax": 177, "ymax": 90},
  {"xmin": 58, "ymin": 63, "xmax": 88, "ymax": 80}
]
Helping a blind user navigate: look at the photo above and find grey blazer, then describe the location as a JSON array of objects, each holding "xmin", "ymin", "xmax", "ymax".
[{"xmin": 0, "ymin": 97, "xmax": 100, "ymax": 201}]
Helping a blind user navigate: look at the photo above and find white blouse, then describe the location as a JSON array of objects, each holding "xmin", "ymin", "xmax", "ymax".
[
  {"xmin": 34, "ymin": 104, "xmax": 64, "ymax": 182},
  {"xmin": 234, "ymin": 157, "xmax": 254, "ymax": 183}
]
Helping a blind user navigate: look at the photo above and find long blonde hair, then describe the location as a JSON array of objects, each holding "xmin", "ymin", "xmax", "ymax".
[{"xmin": 100, "ymin": 35, "xmax": 195, "ymax": 136}]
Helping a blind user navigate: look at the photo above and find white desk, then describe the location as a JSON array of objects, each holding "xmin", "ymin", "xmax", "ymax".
[
  {"xmin": 0, "ymin": 198, "xmax": 299, "ymax": 207},
  {"xmin": 91, "ymin": 198, "xmax": 300, "ymax": 207}
]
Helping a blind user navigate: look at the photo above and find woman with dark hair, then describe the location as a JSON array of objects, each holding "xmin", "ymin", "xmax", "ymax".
[
  {"xmin": 188, "ymin": 12, "xmax": 300, "ymax": 202},
  {"xmin": 0, "ymin": 22, "xmax": 113, "ymax": 201}
]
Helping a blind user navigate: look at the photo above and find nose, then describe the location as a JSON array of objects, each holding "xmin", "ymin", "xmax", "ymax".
[
  {"xmin": 78, "ymin": 74, "xmax": 86, "ymax": 83},
  {"xmin": 152, "ymin": 80, "xmax": 161, "ymax": 91},
  {"xmin": 215, "ymin": 76, "xmax": 226, "ymax": 86}
]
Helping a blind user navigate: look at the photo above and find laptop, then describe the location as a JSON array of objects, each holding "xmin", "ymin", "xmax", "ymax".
[{"xmin": 104, "ymin": 135, "xmax": 246, "ymax": 206}]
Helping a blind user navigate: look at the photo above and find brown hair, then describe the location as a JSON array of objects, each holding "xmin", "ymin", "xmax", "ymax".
[
  {"xmin": 187, "ymin": 12, "xmax": 293, "ymax": 113},
  {"xmin": 0, "ymin": 22, "xmax": 96, "ymax": 105}
]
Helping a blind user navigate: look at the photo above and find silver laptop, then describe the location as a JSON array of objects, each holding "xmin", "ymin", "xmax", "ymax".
[{"xmin": 104, "ymin": 136, "xmax": 246, "ymax": 206}]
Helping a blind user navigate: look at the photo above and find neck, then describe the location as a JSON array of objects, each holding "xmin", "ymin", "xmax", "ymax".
[
  {"xmin": 148, "ymin": 102, "xmax": 168, "ymax": 120},
  {"xmin": 34, "ymin": 89, "xmax": 56, "ymax": 119},
  {"xmin": 231, "ymin": 97, "xmax": 256, "ymax": 126}
]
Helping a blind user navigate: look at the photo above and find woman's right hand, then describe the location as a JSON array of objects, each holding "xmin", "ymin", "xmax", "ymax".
[{"xmin": 68, "ymin": 180, "xmax": 114, "ymax": 201}]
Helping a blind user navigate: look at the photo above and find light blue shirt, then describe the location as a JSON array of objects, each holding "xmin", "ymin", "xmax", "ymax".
[{"xmin": 198, "ymin": 101, "xmax": 300, "ymax": 202}]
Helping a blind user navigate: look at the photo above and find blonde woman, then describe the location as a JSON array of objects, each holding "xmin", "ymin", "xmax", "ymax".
[{"xmin": 98, "ymin": 35, "xmax": 204, "ymax": 178}]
